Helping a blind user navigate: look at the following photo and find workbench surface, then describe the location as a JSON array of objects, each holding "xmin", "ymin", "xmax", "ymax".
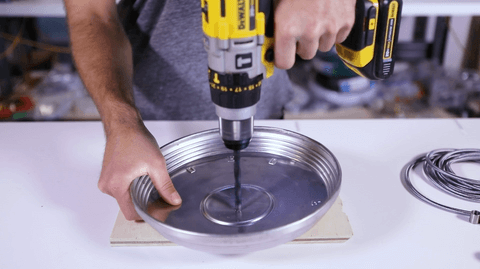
[{"xmin": 1, "ymin": 119, "xmax": 479, "ymax": 268}]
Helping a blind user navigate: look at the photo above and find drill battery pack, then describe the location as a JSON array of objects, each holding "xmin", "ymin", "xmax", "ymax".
[{"xmin": 336, "ymin": 0, "xmax": 403, "ymax": 80}]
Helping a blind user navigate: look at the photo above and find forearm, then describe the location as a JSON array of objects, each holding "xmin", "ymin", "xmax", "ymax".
[{"xmin": 65, "ymin": 1, "xmax": 141, "ymax": 136}]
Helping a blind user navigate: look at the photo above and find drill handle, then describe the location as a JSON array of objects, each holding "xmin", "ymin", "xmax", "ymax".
[{"xmin": 259, "ymin": 0, "xmax": 274, "ymax": 38}]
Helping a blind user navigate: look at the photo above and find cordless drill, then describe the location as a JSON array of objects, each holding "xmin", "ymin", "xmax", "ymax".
[{"xmin": 201, "ymin": 0, "xmax": 402, "ymax": 150}]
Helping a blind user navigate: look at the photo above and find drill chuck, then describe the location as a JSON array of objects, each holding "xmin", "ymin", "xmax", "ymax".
[
  {"xmin": 219, "ymin": 117, "xmax": 253, "ymax": 150},
  {"xmin": 215, "ymin": 105, "xmax": 256, "ymax": 150}
]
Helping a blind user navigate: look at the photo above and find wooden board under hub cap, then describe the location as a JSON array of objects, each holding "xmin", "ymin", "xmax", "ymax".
[{"xmin": 110, "ymin": 197, "xmax": 353, "ymax": 247}]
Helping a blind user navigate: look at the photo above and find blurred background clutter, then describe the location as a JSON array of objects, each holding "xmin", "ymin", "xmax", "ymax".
[
  {"xmin": 285, "ymin": 15, "xmax": 480, "ymax": 119},
  {"xmin": 0, "ymin": 1, "xmax": 479, "ymax": 121}
]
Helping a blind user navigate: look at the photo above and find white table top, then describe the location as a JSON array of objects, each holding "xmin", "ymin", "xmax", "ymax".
[
  {"xmin": 1, "ymin": 0, "xmax": 480, "ymax": 17},
  {"xmin": 1, "ymin": 119, "xmax": 479, "ymax": 268}
]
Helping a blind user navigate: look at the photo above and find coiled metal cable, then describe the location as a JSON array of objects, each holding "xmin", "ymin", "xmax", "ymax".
[{"xmin": 403, "ymin": 148, "xmax": 480, "ymax": 224}]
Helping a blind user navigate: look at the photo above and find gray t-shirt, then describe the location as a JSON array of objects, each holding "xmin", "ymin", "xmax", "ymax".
[{"xmin": 119, "ymin": 0, "xmax": 292, "ymax": 120}]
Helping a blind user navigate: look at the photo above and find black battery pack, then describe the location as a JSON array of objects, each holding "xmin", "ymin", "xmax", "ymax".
[{"xmin": 336, "ymin": 0, "xmax": 403, "ymax": 80}]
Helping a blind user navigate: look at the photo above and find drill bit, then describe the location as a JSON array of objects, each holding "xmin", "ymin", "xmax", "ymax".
[{"xmin": 233, "ymin": 150, "xmax": 242, "ymax": 215}]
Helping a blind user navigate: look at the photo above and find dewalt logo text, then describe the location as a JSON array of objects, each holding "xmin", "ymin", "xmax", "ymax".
[{"xmin": 238, "ymin": 0, "xmax": 246, "ymax": 29}]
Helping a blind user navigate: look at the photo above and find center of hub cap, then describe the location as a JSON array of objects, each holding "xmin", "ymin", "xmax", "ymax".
[{"xmin": 201, "ymin": 184, "xmax": 275, "ymax": 227}]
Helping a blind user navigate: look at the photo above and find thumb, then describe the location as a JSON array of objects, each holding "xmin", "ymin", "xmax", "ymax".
[{"xmin": 149, "ymin": 164, "xmax": 182, "ymax": 206}]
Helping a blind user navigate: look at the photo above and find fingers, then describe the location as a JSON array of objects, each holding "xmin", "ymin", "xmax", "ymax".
[
  {"xmin": 98, "ymin": 177, "xmax": 143, "ymax": 221},
  {"xmin": 296, "ymin": 30, "xmax": 320, "ymax": 61},
  {"xmin": 148, "ymin": 199, "xmax": 182, "ymax": 222},
  {"xmin": 275, "ymin": 23, "xmax": 336, "ymax": 69},
  {"xmin": 336, "ymin": 25, "xmax": 353, "ymax": 44},
  {"xmin": 99, "ymin": 163, "xmax": 181, "ymax": 221},
  {"xmin": 318, "ymin": 28, "xmax": 336, "ymax": 52},
  {"xmin": 118, "ymin": 191, "xmax": 143, "ymax": 221},
  {"xmin": 273, "ymin": 0, "xmax": 356, "ymax": 69},
  {"xmin": 97, "ymin": 127, "xmax": 182, "ymax": 222},
  {"xmin": 274, "ymin": 28, "xmax": 297, "ymax": 69},
  {"xmin": 148, "ymin": 161, "xmax": 182, "ymax": 206}
]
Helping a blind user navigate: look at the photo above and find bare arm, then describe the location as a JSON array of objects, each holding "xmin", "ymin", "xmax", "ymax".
[
  {"xmin": 64, "ymin": 0, "xmax": 136, "ymax": 131},
  {"xmin": 64, "ymin": 0, "xmax": 181, "ymax": 220}
]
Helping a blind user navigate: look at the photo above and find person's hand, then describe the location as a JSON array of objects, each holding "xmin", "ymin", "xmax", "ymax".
[
  {"xmin": 98, "ymin": 122, "xmax": 182, "ymax": 221},
  {"xmin": 147, "ymin": 198, "xmax": 182, "ymax": 223},
  {"xmin": 274, "ymin": 0, "xmax": 356, "ymax": 69}
]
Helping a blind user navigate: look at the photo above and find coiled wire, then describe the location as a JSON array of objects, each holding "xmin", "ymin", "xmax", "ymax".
[{"xmin": 403, "ymin": 149, "xmax": 480, "ymax": 223}]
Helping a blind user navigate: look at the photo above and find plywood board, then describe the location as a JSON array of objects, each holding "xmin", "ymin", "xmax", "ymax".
[{"xmin": 110, "ymin": 197, "xmax": 353, "ymax": 247}]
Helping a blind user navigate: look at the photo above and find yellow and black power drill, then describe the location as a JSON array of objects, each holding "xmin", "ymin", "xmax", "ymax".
[{"xmin": 201, "ymin": 0, "xmax": 402, "ymax": 150}]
